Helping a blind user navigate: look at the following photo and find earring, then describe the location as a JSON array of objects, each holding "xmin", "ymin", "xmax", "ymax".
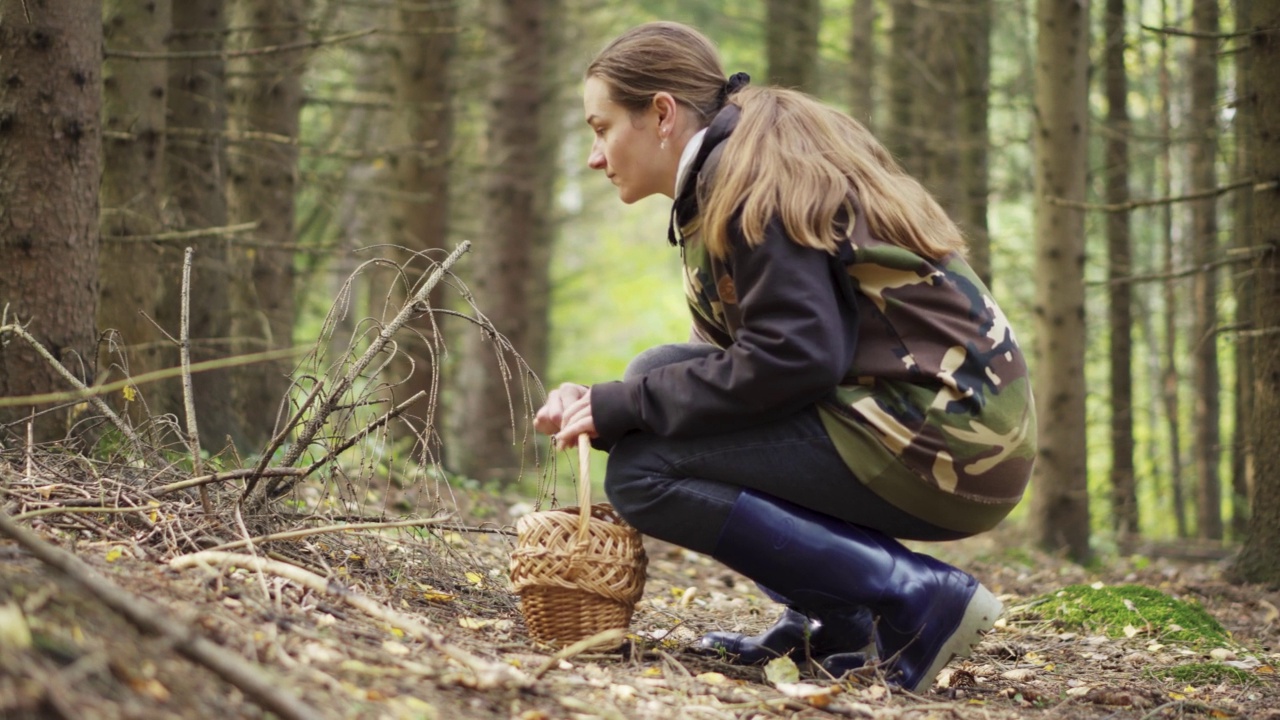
[{"xmin": 660, "ymin": 138, "xmax": 667, "ymax": 150}]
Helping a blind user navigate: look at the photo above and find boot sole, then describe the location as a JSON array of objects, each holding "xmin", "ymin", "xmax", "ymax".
[{"xmin": 909, "ymin": 583, "xmax": 1002, "ymax": 694}]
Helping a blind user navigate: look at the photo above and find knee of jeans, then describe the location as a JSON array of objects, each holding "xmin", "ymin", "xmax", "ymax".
[{"xmin": 602, "ymin": 435, "xmax": 663, "ymax": 533}]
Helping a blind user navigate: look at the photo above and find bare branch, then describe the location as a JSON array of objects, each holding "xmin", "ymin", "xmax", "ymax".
[
  {"xmin": 178, "ymin": 248, "xmax": 211, "ymax": 515},
  {"xmin": 1140, "ymin": 23, "xmax": 1264, "ymax": 40},
  {"xmin": 1047, "ymin": 178, "xmax": 1272, "ymax": 212},
  {"xmin": 204, "ymin": 515, "xmax": 453, "ymax": 552},
  {"xmin": 103, "ymin": 221, "xmax": 259, "ymax": 243},
  {"xmin": 170, "ymin": 551, "xmax": 530, "ymax": 690},
  {"xmin": 105, "ymin": 27, "xmax": 379, "ymax": 61},
  {"xmin": 0, "ymin": 511, "xmax": 322, "ymax": 720}
]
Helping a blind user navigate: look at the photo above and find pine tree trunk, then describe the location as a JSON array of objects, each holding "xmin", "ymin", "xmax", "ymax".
[
  {"xmin": 1230, "ymin": 0, "xmax": 1255, "ymax": 540},
  {"xmin": 453, "ymin": 0, "xmax": 555, "ymax": 484},
  {"xmin": 886, "ymin": 0, "xmax": 917, "ymax": 169},
  {"xmin": 227, "ymin": 0, "xmax": 307, "ymax": 448},
  {"xmin": 1229, "ymin": 0, "xmax": 1280, "ymax": 586},
  {"xmin": 956, "ymin": 0, "xmax": 992, "ymax": 285},
  {"xmin": 766, "ymin": 0, "xmax": 820, "ymax": 93},
  {"xmin": 1190, "ymin": 0, "xmax": 1223, "ymax": 541},
  {"xmin": 387, "ymin": 0, "xmax": 456, "ymax": 455},
  {"xmin": 97, "ymin": 0, "xmax": 172, "ymax": 428},
  {"xmin": 1158, "ymin": 0, "xmax": 1188, "ymax": 538},
  {"xmin": 163, "ymin": 0, "xmax": 239, "ymax": 450},
  {"xmin": 849, "ymin": 0, "xmax": 876, "ymax": 128},
  {"xmin": 1104, "ymin": 0, "xmax": 1138, "ymax": 539},
  {"xmin": 1030, "ymin": 0, "xmax": 1091, "ymax": 562},
  {"xmin": 0, "ymin": 1, "xmax": 103, "ymax": 443}
]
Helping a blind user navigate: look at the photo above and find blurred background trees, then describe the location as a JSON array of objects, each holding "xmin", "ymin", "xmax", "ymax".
[{"xmin": 2, "ymin": 0, "xmax": 1279, "ymax": 583}]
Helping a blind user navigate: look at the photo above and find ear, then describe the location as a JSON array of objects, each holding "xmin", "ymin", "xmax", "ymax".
[{"xmin": 652, "ymin": 91, "xmax": 679, "ymax": 136}]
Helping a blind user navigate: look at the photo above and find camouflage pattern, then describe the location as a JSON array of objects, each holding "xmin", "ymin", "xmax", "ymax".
[{"xmin": 677, "ymin": 210, "xmax": 1036, "ymax": 534}]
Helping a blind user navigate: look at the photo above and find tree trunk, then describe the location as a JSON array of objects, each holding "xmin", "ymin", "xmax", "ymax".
[
  {"xmin": 1104, "ymin": 0, "xmax": 1138, "ymax": 539},
  {"xmin": 97, "ymin": 0, "xmax": 172, "ymax": 428},
  {"xmin": 766, "ymin": 0, "xmax": 821, "ymax": 93},
  {"xmin": 1030, "ymin": 0, "xmax": 1091, "ymax": 562},
  {"xmin": 885, "ymin": 0, "xmax": 917, "ymax": 169},
  {"xmin": 386, "ymin": 0, "xmax": 457, "ymax": 456},
  {"xmin": 956, "ymin": 0, "xmax": 992, "ymax": 286},
  {"xmin": 1189, "ymin": 0, "xmax": 1223, "ymax": 541},
  {"xmin": 1158, "ymin": 0, "xmax": 1188, "ymax": 538},
  {"xmin": 227, "ymin": 0, "xmax": 307, "ymax": 448},
  {"xmin": 1229, "ymin": 0, "xmax": 1280, "ymax": 587},
  {"xmin": 1230, "ymin": 0, "xmax": 1255, "ymax": 540},
  {"xmin": 164, "ymin": 0, "xmax": 238, "ymax": 450},
  {"xmin": 0, "ymin": 0, "xmax": 103, "ymax": 443},
  {"xmin": 453, "ymin": 0, "xmax": 556, "ymax": 484},
  {"xmin": 849, "ymin": 0, "xmax": 876, "ymax": 128}
]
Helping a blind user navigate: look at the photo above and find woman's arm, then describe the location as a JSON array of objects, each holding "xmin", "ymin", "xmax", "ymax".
[{"xmin": 591, "ymin": 218, "xmax": 859, "ymax": 447}]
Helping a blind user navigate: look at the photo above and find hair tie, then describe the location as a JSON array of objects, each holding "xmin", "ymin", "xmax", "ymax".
[{"xmin": 718, "ymin": 72, "xmax": 751, "ymax": 106}]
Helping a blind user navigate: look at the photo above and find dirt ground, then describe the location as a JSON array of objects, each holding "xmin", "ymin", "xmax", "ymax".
[{"xmin": 2, "ymin": 458, "xmax": 1279, "ymax": 720}]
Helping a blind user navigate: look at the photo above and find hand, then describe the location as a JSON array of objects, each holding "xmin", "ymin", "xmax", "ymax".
[
  {"xmin": 534, "ymin": 382, "xmax": 588, "ymax": 437},
  {"xmin": 555, "ymin": 389, "xmax": 596, "ymax": 451}
]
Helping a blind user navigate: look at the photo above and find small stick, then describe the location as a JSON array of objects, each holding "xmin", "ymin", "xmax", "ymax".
[
  {"xmin": 0, "ymin": 324, "xmax": 143, "ymax": 456},
  {"xmin": 179, "ymin": 247, "xmax": 212, "ymax": 515},
  {"xmin": 12, "ymin": 505, "xmax": 156, "ymax": 522},
  {"xmin": 0, "ymin": 510, "xmax": 320, "ymax": 720},
  {"xmin": 300, "ymin": 391, "xmax": 426, "ymax": 475},
  {"xmin": 171, "ymin": 551, "xmax": 529, "ymax": 690},
  {"xmin": 103, "ymin": 221, "xmax": 259, "ymax": 244},
  {"xmin": 203, "ymin": 516, "xmax": 453, "ymax": 552},
  {"xmin": 154, "ymin": 468, "xmax": 308, "ymax": 497}
]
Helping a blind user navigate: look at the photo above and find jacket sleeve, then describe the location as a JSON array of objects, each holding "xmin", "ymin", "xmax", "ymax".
[{"xmin": 591, "ymin": 218, "xmax": 860, "ymax": 448}]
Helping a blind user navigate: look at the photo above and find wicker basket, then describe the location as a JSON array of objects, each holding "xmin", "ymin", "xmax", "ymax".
[{"xmin": 510, "ymin": 436, "xmax": 647, "ymax": 645}]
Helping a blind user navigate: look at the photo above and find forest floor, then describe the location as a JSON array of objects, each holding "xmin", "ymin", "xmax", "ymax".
[{"xmin": 2, "ymin": 453, "xmax": 1279, "ymax": 720}]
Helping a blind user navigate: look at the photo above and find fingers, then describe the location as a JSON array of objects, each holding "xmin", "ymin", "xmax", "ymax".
[
  {"xmin": 533, "ymin": 382, "xmax": 589, "ymax": 436},
  {"xmin": 554, "ymin": 390, "xmax": 595, "ymax": 451}
]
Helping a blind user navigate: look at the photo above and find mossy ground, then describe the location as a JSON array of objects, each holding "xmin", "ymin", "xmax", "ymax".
[{"xmin": 1032, "ymin": 583, "xmax": 1232, "ymax": 649}]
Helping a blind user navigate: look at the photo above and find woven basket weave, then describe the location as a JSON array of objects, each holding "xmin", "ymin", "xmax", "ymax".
[{"xmin": 510, "ymin": 436, "xmax": 647, "ymax": 645}]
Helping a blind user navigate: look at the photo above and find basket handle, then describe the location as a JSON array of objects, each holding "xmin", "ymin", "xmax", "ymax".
[{"xmin": 575, "ymin": 434, "xmax": 593, "ymax": 545}]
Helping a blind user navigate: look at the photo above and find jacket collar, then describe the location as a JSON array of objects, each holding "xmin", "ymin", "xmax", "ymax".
[{"xmin": 668, "ymin": 103, "xmax": 741, "ymax": 246}]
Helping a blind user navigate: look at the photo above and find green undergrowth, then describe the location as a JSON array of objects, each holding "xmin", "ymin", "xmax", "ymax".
[
  {"xmin": 1031, "ymin": 584, "xmax": 1231, "ymax": 649},
  {"xmin": 1145, "ymin": 662, "xmax": 1259, "ymax": 687}
]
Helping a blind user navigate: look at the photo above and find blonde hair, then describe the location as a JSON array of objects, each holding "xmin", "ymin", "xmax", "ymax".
[
  {"xmin": 702, "ymin": 86, "xmax": 967, "ymax": 260},
  {"xmin": 588, "ymin": 22, "xmax": 965, "ymax": 261},
  {"xmin": 585, "ymin": 21, "xmax": 726, "ymax": 125}
]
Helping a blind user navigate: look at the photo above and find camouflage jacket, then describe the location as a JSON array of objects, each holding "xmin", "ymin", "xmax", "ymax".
[{"xmin": 673, "ymin": 106, "xmax": 1037, "ymax": 534}]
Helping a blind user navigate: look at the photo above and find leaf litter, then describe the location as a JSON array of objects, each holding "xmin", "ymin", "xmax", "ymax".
[{"xmin": 2, "ymin": 449, "xmax": 1279, "ymax": 720}]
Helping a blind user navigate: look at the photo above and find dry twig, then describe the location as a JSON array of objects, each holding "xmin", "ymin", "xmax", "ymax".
[{"xmin": 0, "ymin": 509, "xmax": 322, "ymax": 720}]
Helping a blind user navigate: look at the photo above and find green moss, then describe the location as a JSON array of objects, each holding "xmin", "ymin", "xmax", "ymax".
[
  {"xmin": 1033, "ymin": 584, "xmax": 1229, "ymax": 648},
  {"xmin": 1147, "ymin": 662, "xmax": 1257, "ymax": 686}
]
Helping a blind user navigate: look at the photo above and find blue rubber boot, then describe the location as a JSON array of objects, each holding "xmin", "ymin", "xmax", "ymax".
[
  {"xmin": 712, "ymin": 490, "xmax": 1002, "ymax": 692},
  {"xmin": 697, "ymin": 603, "xmax": 875, "ymax": 670}
]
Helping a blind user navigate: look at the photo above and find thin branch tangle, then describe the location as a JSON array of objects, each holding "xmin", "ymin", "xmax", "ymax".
[{"xmin": 104, "ymin": 27, "xmax": 378, "ymax": 61}]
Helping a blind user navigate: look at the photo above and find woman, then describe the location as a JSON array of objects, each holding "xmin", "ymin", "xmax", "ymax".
[{"xmin": 534, "ymin": 21, "xmax": 1036, "ymax": 693}]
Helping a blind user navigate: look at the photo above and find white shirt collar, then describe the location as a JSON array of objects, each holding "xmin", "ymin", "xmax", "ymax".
[{"xmin": 674, "ymin": 128, "xmax": 708, "ymax": 197}]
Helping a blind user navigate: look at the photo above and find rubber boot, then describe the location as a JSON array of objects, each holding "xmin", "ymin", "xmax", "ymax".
[{"xmin": 712, "ymin": 490, "xmax": 1002, "ymax": 693}]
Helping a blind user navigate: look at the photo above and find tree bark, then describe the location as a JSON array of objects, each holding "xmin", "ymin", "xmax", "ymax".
[
  {"xmin": 1030, "ymin": 0, "xmax": 1091, "ymax": 562},
  {"xmin": 453, "ymin": 0, "xmax": 557, "ymax": 484},
  {"xmin": 849, "ymin": 0, "xmax": 876, "ymax": 128},
  {"xmin": 1104, "ymin": 0, "xmax": 1138, "ymax": 539},
  {"xmin": 1230, "ymin": 0, "xmax": 1255, "ymax": 540},
  {"xmin": 886, "ymin": 0, "xmax": 918, "ymax": 169},
  {"xmin": 1229, "ymin": 0, "xmax": 1280, "ymax": 587},
  {"xmin": 1158, "ymin": 0, "xmax": 1188, "ymax": 538},
  {"xmin": 1189, "ymin": 0, "xmax": 1223, "ymax": 541},
  {"xmin": 164, "ymin": 0, "xmax": 238, "ymax": 450},
  {"xmin": 0, "ymin": 0, "xmax": 103, "ymax": 443},
  {"xmin": 227, "ymin": 0, "xmax": 307, "ymax": 448},
  {"xmin": 97, "ymin": 0, "xmax": 172, "ymax": 428},
  {"xmin": 766, "ymin": 0, "xmax": 821, "ymax": 93},
  {"xmin": 956, "ymin": 0, "xmax": 992, "ymax": 285},
  {"xmin": 386, "ymin": 0, "xmax": 457, "ymax": 456}
]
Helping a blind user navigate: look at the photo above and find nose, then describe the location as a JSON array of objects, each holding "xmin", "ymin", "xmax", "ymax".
[{"xmin": 588, "ymin": 139, "xmax": 605, "ymax": 171}]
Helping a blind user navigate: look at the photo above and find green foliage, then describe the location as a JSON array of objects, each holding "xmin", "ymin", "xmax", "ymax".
[
  {"xmin": 1034, "ymin": 584, "xmax": 1230, "ymax": 649},
  {"xmin": 1146, "ymin": 662, "xmax": 1258, "ymax": 687}
]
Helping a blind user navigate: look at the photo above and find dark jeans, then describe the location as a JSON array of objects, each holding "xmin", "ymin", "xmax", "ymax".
[{"xmin": 604, "ymin": 344, "xmax": 966, "ymax": 556}]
